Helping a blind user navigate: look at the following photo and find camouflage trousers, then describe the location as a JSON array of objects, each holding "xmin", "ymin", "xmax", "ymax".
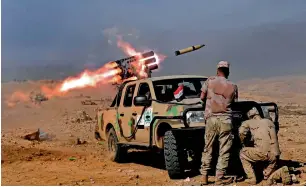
[
  {"xmin": 240, "ymin": 147, "xmax": 278, "ymax": 181},
  {"xmin": 265, "ymin": 166, "xmax": 292, "ymax": 185},
  {"xmin": 200, "ymin": 115, "xmax": 234, "ymax": 178}
]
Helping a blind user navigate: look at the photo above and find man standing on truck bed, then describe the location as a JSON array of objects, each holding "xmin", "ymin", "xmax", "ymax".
[{"xmin": 200, "ymin": 61, "xmax": 238, "ymax": 185}]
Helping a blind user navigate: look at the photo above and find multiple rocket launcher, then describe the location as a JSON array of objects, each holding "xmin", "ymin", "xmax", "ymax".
[
  {"xmin": 107, "ymin": 44, "xmax": 205, "ymax": 84},
  {"xmin": 106, "ymin": 51, "xmax": 158, "ymax": 84}
]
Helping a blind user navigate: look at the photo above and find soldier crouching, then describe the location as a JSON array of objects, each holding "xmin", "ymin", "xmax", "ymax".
[{"xmin": 239, "ymin": 107, "xmax": 281, "ymax": 185}]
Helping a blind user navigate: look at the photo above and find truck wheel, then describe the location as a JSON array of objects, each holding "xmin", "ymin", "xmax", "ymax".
[
  {"xmin": 164, "ymin": 130, "xmax": 186, "ymax": 179},
  {"xmin": 107, "ymin": 128, "xmax": 127, "ymax": 163}
]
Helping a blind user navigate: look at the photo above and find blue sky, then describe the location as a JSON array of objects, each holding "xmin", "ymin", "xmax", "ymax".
[{"xmin": 2, "ymin": 0, "xmax": 306, "ymax": 81}]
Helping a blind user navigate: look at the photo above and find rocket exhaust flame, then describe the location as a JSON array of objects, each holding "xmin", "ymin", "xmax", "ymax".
[
  {"xmin": 59, "ymin": 68, "xmax": 122, "ymax": 92},
  {"xmin": 6, "ymin": 37, "xmax": 166, "ymax": 107}
]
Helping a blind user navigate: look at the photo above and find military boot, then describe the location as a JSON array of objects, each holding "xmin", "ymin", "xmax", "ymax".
[
  {"xmin": 290, "ymin": 174, "xmax": 298, "ymax": 184},
  {"xmin": 215, "ymin": 176, "xmax": 234, "ymax": 185},
  {"xmin": 282, "ymin": 167, "xmax": 293, "ymax": 185},
  {"xmin": 244, "ymin": 178, "xmax": 257, "ymax": 185},
  {"xmin": 200, "ymin": 175, "xmax": 208, "ymax": 185},
  {"xmin": 266, "ymin": 166, "xmax": 293, "ymax": 185}
]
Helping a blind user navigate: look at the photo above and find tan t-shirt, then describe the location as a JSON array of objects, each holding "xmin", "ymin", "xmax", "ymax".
[{"xmin": 201, "ymin": 76, "xmax": 238, "ymax": 119}]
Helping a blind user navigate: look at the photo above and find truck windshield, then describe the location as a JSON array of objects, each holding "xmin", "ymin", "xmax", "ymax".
[{"xmin": 152, "ymin": 78, "xmax": 207, "ymax": 102}]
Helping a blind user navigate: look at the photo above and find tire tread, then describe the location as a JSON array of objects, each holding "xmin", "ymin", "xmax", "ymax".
[{"xmin": 164, "ymin": 130, "xmax": 185, "ymax": 179}]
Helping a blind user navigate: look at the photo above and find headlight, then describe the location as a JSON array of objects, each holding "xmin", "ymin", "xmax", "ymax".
[{"xmin": 186, "ymin": 111, "xmax": 205, "ymax": 124}]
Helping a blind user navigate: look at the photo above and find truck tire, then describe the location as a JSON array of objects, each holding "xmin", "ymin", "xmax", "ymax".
[
  {"xmin": 164, "ymin": 130, "xmax": 186, "ymax": 179},
  {"xmin": 107, "ymin": 128, "xmax": 127, "ymax": 163}
]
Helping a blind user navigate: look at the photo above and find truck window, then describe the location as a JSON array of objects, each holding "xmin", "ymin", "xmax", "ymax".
[
  {"xmin": 153, "ymin": 78, "xmax": 207, "ymax": 102},
  {"xmin": 116, "ymin": 88, "xmax": 124, "ymax": 107},
  {"xmin": 137, "ymin": 83, "xmax": 151, "ymax": 100},
  {"xmin": 110, "ymin": 94, "xmax": 117, "ymax": 107},
  {"xmin": 123, "ymin": 84, "xmax": 136, "ymax": 107},
  {"xmin": 111, "ymin": 85, "xmax": 123, "ymax": 107}
]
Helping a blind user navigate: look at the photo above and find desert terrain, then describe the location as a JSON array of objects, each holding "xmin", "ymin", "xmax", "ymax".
[{"xmin": 1, "ymin": 76, "xmax": 306, "ymax": 186}]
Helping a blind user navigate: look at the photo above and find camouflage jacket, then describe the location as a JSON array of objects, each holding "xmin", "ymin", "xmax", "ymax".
[{"xmin": 239, "ymin": 118, "xmax": 281, "ymax": 157}]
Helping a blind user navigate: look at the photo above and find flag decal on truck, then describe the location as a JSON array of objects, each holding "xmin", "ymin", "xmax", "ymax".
[{"xmin": 174, "ymin": 84, "xmax": 184, "ymax": 100}]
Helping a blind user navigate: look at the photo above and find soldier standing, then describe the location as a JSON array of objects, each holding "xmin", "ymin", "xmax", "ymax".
[
  {"xmin": 200, "ymin": 61, "xmax": 238, "ymax": 185},
  {"xmin": 239, "ymin": 107, "xmax": 281, "ymax": 185}
]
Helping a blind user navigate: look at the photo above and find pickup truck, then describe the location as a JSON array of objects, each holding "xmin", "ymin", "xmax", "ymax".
[{"xmin": 95, "ymin": 75, "xmax": 279, "ymax": 179}]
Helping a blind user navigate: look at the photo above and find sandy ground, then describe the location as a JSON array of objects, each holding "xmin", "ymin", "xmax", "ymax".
[{"xmin": 1, "ymin": 77, "xmax": 306, "ymax": 186}]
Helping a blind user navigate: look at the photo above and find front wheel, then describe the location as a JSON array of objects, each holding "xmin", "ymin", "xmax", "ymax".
[
  {"xmin": 107, "ymin": 128, "xmax": 127, "ymax": 163},
  {"xmin": 164, "ymin": 130, "xmax": 186, "ymax": 179}
]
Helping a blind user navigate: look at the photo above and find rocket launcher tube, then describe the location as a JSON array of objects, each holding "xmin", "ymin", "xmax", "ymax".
[
  {"xmin": 148, "ymin": 63, "xmax": 158, "ymax": 71},
  {"xmin": 143, "ymin": 57, "xmax": 156, "ymax": 65},
  {"xmin": 141, "ymin": 51, "xmax": 155, "ymax": 58},
  {"xmin": 115, "ymin": 51, "xmax": 155, "ymax": 65},
  {"xmin": 175, "ymin": 44, "xmax": 205, "ymax": 56}
]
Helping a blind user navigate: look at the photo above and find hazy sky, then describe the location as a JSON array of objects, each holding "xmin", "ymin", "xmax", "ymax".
[{"xmin": 2, "ymin": 0, "xmax": 306, "ymax": 82}]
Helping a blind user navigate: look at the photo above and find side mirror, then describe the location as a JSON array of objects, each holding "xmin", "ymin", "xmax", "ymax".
[{"xmin": 134, "ymin": 95, "xmax": 151, "ymax": 106}]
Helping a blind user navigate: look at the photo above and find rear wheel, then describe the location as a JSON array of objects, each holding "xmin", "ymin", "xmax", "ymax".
[
  {"xmin": 164, "ymin": 130, "xmax": 186, "ymax": 179},
  {"xmin": 107, "ymin": 128, "xmax": 127, "ymax": 163}
]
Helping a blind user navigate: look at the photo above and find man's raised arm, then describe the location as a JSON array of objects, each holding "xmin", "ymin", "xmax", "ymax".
[
  {"xmin": 239, "ymin": 121, "xmax": 250, "ymax": 145},
  {"xmin": 200, "ymin": 79, "xmax": 209, "ymax": 102}
]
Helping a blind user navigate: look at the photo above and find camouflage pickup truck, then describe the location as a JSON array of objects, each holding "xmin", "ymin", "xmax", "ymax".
[{"xmin": 95, "ymin": 75, "xmax": 280, "ymax": 179}]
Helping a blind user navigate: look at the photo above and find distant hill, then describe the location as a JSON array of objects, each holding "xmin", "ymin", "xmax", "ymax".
[{"xmin": 238, "ymin": 75, "xmax": 306, "ymax": 106}]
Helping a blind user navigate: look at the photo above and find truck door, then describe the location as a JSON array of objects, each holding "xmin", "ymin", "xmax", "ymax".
[
  {"xmin": 131, "ymin": 82, "xmax": 152, "ymax": 143},
  {"xmin": 118, "ymin": 83, "xmax": 137, "ymax": 141}
]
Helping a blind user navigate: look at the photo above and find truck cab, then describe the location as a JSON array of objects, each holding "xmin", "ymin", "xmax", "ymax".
[{"xmin": 95, "ymin": 75, "xmax": 207, "ymax": 146}]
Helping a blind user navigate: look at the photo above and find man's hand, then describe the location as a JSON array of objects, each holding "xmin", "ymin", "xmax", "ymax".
[
  {"xmin": 200, "ymin": 91, "xmax": 206, "ymax": 101},
  {"xmin": 200, "ymin": 99, "xmax": 206, "ymax": 109}
]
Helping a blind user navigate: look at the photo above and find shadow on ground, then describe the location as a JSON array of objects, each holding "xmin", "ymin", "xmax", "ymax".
[
  {"xmin": 126, "ymin": 150, "xmax": 166, "ymax": 170},
  {"xmin": 121, "ymin": 149, "xmax": 305, "ymax": 182},
  {"xmin": 122, "ymin": 150, "xmax": 201, "ymax": 179}
]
